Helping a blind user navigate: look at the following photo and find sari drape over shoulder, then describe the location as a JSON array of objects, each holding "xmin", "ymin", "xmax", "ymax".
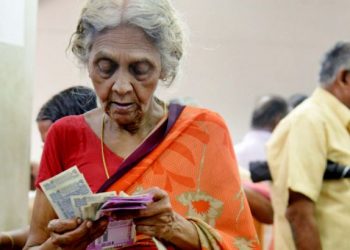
[{"xmin": 99, "ymin": 105, "xmax": 259, "ymax": 250}]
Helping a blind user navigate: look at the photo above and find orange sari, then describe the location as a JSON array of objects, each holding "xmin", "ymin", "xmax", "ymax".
[{"xmin": 100, "ymin": 105, "xmax": 259, "ymax": 250}]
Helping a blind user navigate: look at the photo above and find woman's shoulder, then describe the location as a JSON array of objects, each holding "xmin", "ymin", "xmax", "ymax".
[
  {"xmin": 51, "ymin": 115, "xmax": 86, "ymax": 131},
  {"xmin": 182, "ymin": 106, "xmax": 227, "ymax": 127},
  {"xmin": 47, "ymin": 115, "xmax": 92, "ymax": 140},
  {"xmin": 43, "ymin": 115, "xmax": 88, "ymax": 149},
  {"xmin": 47, "ymin": 109, "xmax": 102, "ymax": 139}
]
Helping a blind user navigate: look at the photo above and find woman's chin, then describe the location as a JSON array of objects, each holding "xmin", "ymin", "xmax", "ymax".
[{"xmin": 110, "ymin": 113, "xmax": 142, "ymax": 130}]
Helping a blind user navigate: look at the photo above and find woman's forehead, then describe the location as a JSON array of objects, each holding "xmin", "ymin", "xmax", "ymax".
[{"xmin": 90, "ymin": 25, "xmax": 159, "ymax": 58}]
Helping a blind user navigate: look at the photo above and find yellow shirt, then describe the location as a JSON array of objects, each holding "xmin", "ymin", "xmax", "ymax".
[{"xmin": 267, "ymin": 87, "xmax": 350, "ymax": 250}]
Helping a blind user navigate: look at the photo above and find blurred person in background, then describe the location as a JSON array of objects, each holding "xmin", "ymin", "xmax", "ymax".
[
  {"xmin": 267, "ymin": 42, "xmax": 350, "ymax": 250},
  {"xmin": 36, "ymin": 86, "xmax": 97, "ymax": 143},
  {"xmin": 235, "ymin": 95, "xmax": 288, "ymax": 171},
  {"xmin": 24, "ymin": 0, "xmax": 259, "ymax": 249},
  {"xmin": 235, "ymin": 95, "xmax": 288, "ymax": 249},
  {"xmin": 288, "ymin": 93, "xmax": 308, "ymax": 110},
  {"xmin": 0, "ymin": 86, "xmax": 97, "ymax": 250}
]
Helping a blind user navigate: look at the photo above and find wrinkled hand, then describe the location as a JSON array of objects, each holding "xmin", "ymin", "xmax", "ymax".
[
  {"xmin": 134, "ymin": 188, "xmax": 193, "ymax": 243},
  {"xmin": 48, "ymin": 217, "xmax": 109, "ymax": 250},
  {"xmin": 110, "ymin": 187, "xmax": 199, "ymax": 249},
  {"xmin": 132, "ymin": 187, "xmax": 183, "ymax": 242}
]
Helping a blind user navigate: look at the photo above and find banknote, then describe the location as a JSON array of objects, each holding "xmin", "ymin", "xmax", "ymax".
[
  {"xmin": 41, "ymin": 167, "xmax": 155, "ymax": 249},
  {"xmin": 70, "ymin": 191, "xmax": 116, "ymax": 218},
  {"xmin": 93, "ymin": 219, "xmax": 136, "ymax": 249},
  {"xmin": 40, "ymin": 166, "xmax": 81, "ymax": 191},
  {"xmin": 81, "ymin": 201, "xmax": 106, "ymax": 220},
  {"xmin": 83, "ymin": 193, "xmax": 154, "ymax": 220},
  {"xmin": 102, "ymin": 194, "xmax": 153, "ymax": 206},
  {"xmin": 88, "ymin": 193, "xmax": 153, "ymax": 249},
  {"xmin": 40, "ymin": 166, "xmax": 92, "ymax": 219}
]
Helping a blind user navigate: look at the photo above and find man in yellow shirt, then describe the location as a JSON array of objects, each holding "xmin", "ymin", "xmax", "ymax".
[{"xmin": 267, "ymin": 42, "xmax": 350, "ymax": 250}]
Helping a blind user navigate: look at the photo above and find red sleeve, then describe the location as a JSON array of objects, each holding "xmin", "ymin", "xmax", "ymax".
[{"xmin": 35, "ymin": 119, "xmax": 68, "ymax": 189}]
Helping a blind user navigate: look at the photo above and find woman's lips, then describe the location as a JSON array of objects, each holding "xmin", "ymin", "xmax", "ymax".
[{"xmin": 110, "ymin": 102, "xmax": 135, "ymax": 114}]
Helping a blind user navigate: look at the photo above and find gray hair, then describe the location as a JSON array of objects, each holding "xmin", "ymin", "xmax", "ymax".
[
  {"xmin": 319, "ymin": 41, "xmax": 350, "ymax": 86},
  {"xmin": 70, "ymin": 0, "xmax": 184, "ymax": 85}
]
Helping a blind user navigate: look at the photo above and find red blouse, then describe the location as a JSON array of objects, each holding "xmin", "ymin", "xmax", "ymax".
[{"xmin": 35, "ymin": 115, "xmax": 123, "ymax": 193}]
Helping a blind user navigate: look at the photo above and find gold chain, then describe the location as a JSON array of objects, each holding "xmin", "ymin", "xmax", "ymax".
[
  {"xmin": 101, "ymin": 113, "xmax": 110, "ymax": 179},
  {"xmin": 100, "ymin": 101, "xmax": 167, "ymax": 179}
]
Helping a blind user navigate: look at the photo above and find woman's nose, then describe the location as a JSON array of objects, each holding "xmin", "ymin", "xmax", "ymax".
[{"xmin": 111, "ymin": 71, "xmax": 133, "ymax": 95}]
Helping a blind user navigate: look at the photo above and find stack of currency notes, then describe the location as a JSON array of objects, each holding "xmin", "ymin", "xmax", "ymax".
[
  {"xmin": 40, "ymin": 166, "xmax": 93, "ymax": 219},
  {"xmin": 40, "ymin": 166, "xmax": 154, "ymax": 249},
  {"xmin": 71, "ymin": 191, "xmax": 117, "ymax": 219},
  {"xmin": 81, "ymin": 193, "xmax": 154, "ymax": 221}
]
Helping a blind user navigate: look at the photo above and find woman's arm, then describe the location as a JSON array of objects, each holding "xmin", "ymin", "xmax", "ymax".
[
  {"xmin": 24, "ymin": 189, "xmax": 58, "ymax": 249},
  {"xmin": 244, "ymin": 186, "xmax": 273, "ymax": 224}
]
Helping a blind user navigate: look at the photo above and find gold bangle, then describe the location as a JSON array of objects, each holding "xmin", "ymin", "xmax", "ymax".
[{"xmin": 1, "ymin": 232, "xmax": 14, "ymax": 249}]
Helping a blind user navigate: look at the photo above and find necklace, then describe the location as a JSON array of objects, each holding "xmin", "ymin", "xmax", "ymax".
[
  {"xmin": 101, "ymin": 113, "xmax": 110, "ymax": 179},
  {"xmin": 100, "ymin": 100, "xmax": 168, "ymax": 179}
]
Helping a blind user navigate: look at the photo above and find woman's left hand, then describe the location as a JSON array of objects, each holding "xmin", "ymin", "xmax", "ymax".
[{"xmin": 132, "ymin": 187, "xmax": 200, "ymax": 249}]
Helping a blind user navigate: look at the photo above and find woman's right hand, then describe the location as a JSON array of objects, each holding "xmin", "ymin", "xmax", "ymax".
[{"xmin": 48, "ymin": 217, "xmax": 109, "ymax": 250}]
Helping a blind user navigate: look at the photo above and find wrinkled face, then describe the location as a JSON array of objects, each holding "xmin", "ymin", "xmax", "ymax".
[
  {"xmin": 88, "ymin": 25, "xmax": 162, "ymax": 126},
  {"xmin": 37, "ymin": 120, "xmax": 53, "ymax": 142}
]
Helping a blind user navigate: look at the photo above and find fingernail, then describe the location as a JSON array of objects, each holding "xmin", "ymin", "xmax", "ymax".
[{"xmin": 77, "ymin": 218, "xmax": 82, "ymax": 224}]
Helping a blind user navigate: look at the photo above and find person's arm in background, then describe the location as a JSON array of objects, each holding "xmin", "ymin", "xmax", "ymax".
[
  {"xmin": 267, "ymin": 109, "xmax": 327, "ymax": 250},
  {"xmin": 0, "ymin": 227, "xmax": 29, "ymax": 250},
  {"xmin": 286, "ymin": 190, "xmax": 322, "ymax": 250},
  {"xmin": 244, "ymin": 186, "xmax": 273, "ymax": 224}
]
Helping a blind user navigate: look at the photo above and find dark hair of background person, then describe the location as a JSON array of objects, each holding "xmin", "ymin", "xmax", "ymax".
[
  {"xmin": 251, "ymin": 95, "xmax": 288, "ymax": 131},
  {"xmin": 36, "ymin": 86, "xmax": 97, "ymax": 122},
  {"xmin": 288, "ymin": 93, "xmax": 308, "ymax": 109},
  {"xmin": 32, "ymin": 85, "xmax": 97, "ymax": 190}
]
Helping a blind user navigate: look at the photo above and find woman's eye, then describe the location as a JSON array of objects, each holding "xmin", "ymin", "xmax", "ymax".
[
  {"xmin": 130, "ymin": 62, "xmax": 152, "ymax": 77},
  {"xmin": 97, "ymin": 59, "xmax": 116, "ymax": 75}
]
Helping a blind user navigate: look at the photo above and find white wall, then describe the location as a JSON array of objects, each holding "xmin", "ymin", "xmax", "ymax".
[
  {"xmin": 0, "ymin": 0, "xmax": 37, "ymax": 230},
  {"xmin": 31, "ymin": 0, "xmax": 350, "ymax": 161}
]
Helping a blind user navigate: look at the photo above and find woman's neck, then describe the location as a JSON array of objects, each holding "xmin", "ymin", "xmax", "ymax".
[{"xmin": 106, "ymin": 98, "xmax": 165, "ymax": 137}]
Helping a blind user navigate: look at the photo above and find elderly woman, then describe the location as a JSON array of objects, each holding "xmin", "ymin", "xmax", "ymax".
[{"xmin": 25, "ymin": 1, "xmax": 258, "ymax": 249}]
